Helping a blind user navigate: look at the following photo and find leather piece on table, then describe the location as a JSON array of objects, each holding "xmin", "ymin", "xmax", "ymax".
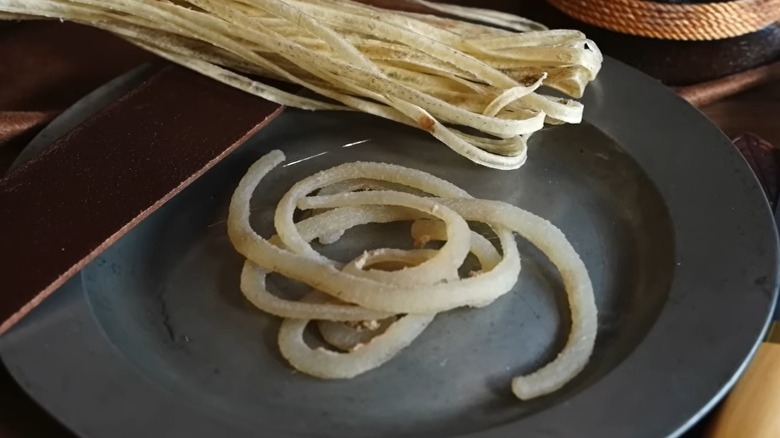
[
  {"xmin": 677, "ymin": 61, "xmax": 780, "ymax": 107},
  {"xmin": 0, "ymin": 21, "xmax": 154, "ymax": 170},
  {"xmin": 0, "ymin": 20, "xmax": 156, "ymax": 438},
  {"xmin": 0, "ymin": 21, "xmax": 151, "ymax": 111},
  {"xmin": 0, "ymin": 64, "xmax": 285, "ymax": 335}
]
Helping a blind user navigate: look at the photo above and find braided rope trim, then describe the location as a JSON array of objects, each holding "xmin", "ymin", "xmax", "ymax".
[{"xmin": 547, "ymin": 0, "xmax": 780, "ymax": 40}]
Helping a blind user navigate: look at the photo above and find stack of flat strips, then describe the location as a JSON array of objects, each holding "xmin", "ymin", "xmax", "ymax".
[{"xmin": 0, "ymin": 0, "xmax": 602, "ymax": 169}]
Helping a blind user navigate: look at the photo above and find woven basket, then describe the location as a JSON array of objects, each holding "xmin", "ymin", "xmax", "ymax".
[
  {"xmin": 547, "ymin": 0, "xmax": 780, "ymax": 41},
  {"xmin": 534, "ymin": 0, "xmax": 780, "ymax": 85}
]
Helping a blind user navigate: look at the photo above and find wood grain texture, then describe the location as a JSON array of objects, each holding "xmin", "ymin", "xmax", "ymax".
[
  {"xmin": 707, "ymin": 343, "xmax": 780, "ymax": 438},
  {"xmin": 702, "ymin": 79, "xmax": 780, "ymax": 149}
]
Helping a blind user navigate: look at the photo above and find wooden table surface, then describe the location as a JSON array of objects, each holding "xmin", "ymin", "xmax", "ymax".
[{"xmin": 704, "ymin": 80, "xmax": 780, "ymax": 148}]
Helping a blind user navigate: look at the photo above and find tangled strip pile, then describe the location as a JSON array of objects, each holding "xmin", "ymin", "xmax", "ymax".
[
  {"xmin": 228, "ymin": 150, "xmax": 598, "ymax": 400},
  {"xmin": 0, "ymin": 0, "xmax": 602, "ymax": 169}
]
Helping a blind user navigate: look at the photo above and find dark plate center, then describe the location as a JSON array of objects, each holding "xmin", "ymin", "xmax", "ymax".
[{"xmin": 82, "ymin": 111, "xmax": 674, "ymax": 437}]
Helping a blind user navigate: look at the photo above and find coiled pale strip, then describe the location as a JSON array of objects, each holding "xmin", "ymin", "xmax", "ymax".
[
  {"xmin": 425, "ymin": 201, "xmax": 596, "ymax": 399},
  {"xmin": 317, "ymin": 180, "xmax": 430, "ymax": 198},
  {"xmin": 278, "ymin": 293, "xmax": 434, "ymax": 379},
  {"xmin": 278, "ymin": 205, "xmax": 426, "ymax": 258},
  {"xmin": 312, "ymin": 244, "xmax": 474, "ymax": 353},
  {"xmin": 241, "ymin": 206, "xmax": 427, "ymax": 321},
  {"xmin": 301, "ymin": 193, "xmax": 597, "ymax": 400},
  {"xmin": 314, "ymin": 180, "xmax": 427, "ymax": 244},
  {"xmin": 228, "ymin": 151, "xmax": 520, "ymax": 313},
  {"xmin": 410, "ymin": 219, "xmax": 502, "ymax": 308},
  {"xmin": 292, "ymin": 196, "xmax": 503, "ymax": 274},
  {"xmin": 317, "ymin": 316, "xmax": 396, "ymax": 352},
  {"xmin": 277, "ymin": 187, "xmax": 471, "ymax": 287},
  {"xmin": 346, "ymin": 249, "xmax": 458, "ymax": 283},
  {"xmin": 242, "ymin": 261, "xmax": 388, "ymax": 321},
  {"xmin": 231, "ymin": 151, "xmax": 595, "ymax": 398},
  {"xmin": 410, "ymin": 219, "xmax": 501, "ymax": 272},
  {"xmin": 273, "ymin": 161, "xmax": 506, "ymax": 287},
  {"xmin": 274, "ymin": 161, "xmax": 469, "ymax": 262},
  {"xmin": 295, "ymin": 202, "xmax": 468, "ymax": 289},
  {"xmin": 279, "ymin": 248, "xmax": 451, "ymax": 379}
]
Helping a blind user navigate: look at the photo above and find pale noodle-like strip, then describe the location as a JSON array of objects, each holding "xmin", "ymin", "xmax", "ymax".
[
  {"xmin": 228, "ymin": 150, "xmax": 596, "ymax": 400},
  {"xmin": 0, "ymin": 0, "xmax": 602, "ymax": 169},
  {"xmin": 229, "ymin": 151, "xmax": 520, "ymax": 313},
  {"xmin": 301, "ymin": 193, "xmax": 597, "ymax": 400}
]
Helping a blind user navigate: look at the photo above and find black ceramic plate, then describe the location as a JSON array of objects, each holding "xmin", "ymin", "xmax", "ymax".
[{"xmin": 0, "ymin": 58, "xmax": 777, "ymax": 438}]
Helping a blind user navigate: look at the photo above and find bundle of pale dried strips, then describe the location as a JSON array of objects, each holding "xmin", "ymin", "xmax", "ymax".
[{"xmin": 0, "ymin": 0, "xmax": 602, "ymax": 169}]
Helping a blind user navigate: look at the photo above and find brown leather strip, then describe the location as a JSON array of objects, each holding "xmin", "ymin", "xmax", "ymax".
[
  {"xmin": 0, "ymin": 22, "xmax": 153, "ymax": 111},
  {"xmin": 676, "ymin": 61, "xmax": 780, "ymax": 107},
  {"xmin": 0, "ymin": 111, "xmax": 57, "ymax": 147},
  {"xmin": 0, "ymin": 64, "xmax": 285, "ymax": 335}
]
